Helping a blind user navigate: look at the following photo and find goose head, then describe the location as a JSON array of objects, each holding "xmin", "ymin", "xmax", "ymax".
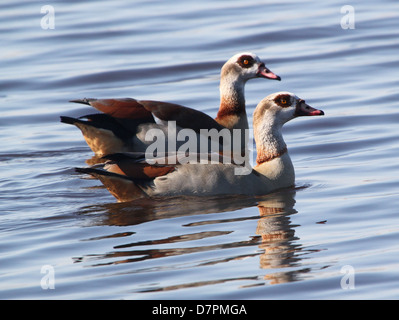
[
  {"xmin": 217, "ymin": 52, "xmax": 281, "ymax": 128},
  {"xmin": 222, "ymin": 52, "xmax": 281, "ymax": 82},
  {"xmin": 254, "ymin": 92, "xmax": 324, "ymax": 129},
  {"xmin": 253, "ymin": 92, "xmax": 324, "ymax": 165}
]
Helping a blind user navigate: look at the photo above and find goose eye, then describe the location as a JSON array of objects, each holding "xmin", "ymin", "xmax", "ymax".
[
  {"xmin": 238, "ymin": 55, "xmax": 254, "ymax": 68},
  {"xmin": 274, "ymin": 94, "xmax": 292, "ymax": 108}
]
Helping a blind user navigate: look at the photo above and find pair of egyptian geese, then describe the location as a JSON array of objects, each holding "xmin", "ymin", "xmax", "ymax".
[{"xmin": 62, "ymin": 52, "xmax": 324, "ymax": 202}]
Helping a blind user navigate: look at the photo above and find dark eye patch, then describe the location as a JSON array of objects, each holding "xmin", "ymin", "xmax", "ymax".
[
  {"xmin": 237, "ymin": 55, "xmax": 255, "ymax": 68},
  {"xmin": 274, "ymin": 94, "xmax": 292, "ymax": 108}
]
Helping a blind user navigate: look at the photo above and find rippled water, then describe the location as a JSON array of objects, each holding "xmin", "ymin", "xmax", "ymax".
[{"xmin": 1, "ymin": 0, "xmax": 399, "ymax": 299}]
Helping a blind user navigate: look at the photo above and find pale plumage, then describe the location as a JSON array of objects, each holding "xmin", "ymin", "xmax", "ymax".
[
  {"xmin": 61, "ymin": 52, "xmax": 280, "ymax": 156},
  {"xmin": 76, "ymin": 92, "xmax": 324, "ymax": 202}
]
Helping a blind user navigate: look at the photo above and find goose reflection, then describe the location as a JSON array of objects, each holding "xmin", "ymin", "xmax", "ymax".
[
  {"xmin": 255, "ymin": 192, "xmax": 309, "ymax": 284},
  {"xmin": 76, "ymin": 188, "xmax": 308, "ymax": 289}
]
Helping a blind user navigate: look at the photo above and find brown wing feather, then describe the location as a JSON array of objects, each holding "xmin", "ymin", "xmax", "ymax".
[
  {"xmin": 138, "ymin": 100, "xmax": 225, "ymax": 132},
  {"xmin": 71, "ymin": 98, "xmax": 225, "ymax": 132},
  {"xmin": 72, "ymin": 98, "xmax": 154, "ymax": 120},
  {"xmin": 106, "ymin": 159, "xmax": 175, "ymax": 180}
]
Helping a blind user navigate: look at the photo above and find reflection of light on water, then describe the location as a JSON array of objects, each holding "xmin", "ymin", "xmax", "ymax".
[
  {"xmin": 2, "ymin": 0, "xmax": 399, "ymax": 299},
  {"xmin": 75, "ymin": 189, "xmax": 314, "ymax": 288}
]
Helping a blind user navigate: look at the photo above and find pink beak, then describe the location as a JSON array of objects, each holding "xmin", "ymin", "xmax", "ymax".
[
  {"xmin": 257, "ymin": 63, "xmax": 281, "ymax": 81},
  {"xmin": 295, "ymin": 99, "xmax": 325, "ymax": 117}
]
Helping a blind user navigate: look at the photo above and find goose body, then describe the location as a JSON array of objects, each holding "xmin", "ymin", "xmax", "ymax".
[
  {"xmin": 61, "ymin": 52, "xmax": 280, "ymax": 156},
  {"xmin": 77, "ymin": 92, "xmax": 324, "ymax": 202}
]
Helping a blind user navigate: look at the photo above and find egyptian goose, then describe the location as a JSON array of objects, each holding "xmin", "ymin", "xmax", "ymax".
[
  {"xmin": 76, "ymin": 92, "xmax": 324, "ymax": 202},
  {"xmin": 61, "ymin": 52, "xmax": 280, "ymax": 156}
]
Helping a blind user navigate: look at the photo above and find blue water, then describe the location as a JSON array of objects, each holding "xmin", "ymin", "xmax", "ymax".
[{"xmin": 1, "ymin": 0, "xmax": 399, "ymax": 299}]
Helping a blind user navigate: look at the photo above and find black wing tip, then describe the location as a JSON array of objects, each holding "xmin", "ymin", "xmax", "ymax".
[
  {"xmin": 60, "ymin": 115, "xmax": 77, "ymax": 124},
  {"xmin": 69, "ymin": 98, "xmax": 95, "ymax": 105},
  {"xmin": 75, "ymin": 166, "xmax": 135, "ymax": 182},
  {"xmin": 102, "ymin": 152, "xmax": 146, "ymax": 162},
  {"xmin": 75, "ymin": 167, "xmax": 96, "ymax": 175}
]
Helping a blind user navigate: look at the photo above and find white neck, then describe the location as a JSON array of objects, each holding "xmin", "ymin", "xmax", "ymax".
[
  {"xmin": 219, "ymin": 72, "xmax": 246, "ymax": 109},
  {"xmin": 254, "ymin": 117, "xmax": 287, "ymax": 165},
  {"xmin": 252, "ymin": 116, "xmax": 294, "ymax": 187},
  {"xmin": 216, "ymin": 70, "xmax": 247, "ymax": 130}
]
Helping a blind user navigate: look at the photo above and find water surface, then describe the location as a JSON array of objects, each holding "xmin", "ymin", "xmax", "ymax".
[{"xmin": 1, "ymin": 0, "xmax": 399, "ymax": 299}]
